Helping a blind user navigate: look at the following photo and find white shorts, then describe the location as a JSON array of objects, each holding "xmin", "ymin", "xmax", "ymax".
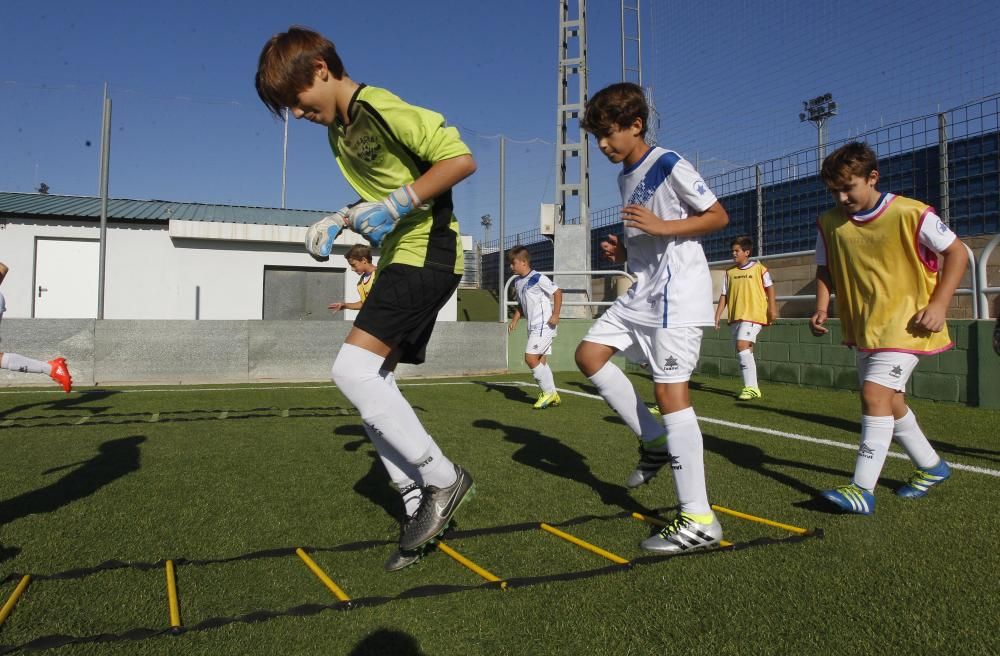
[
  {"xmin": 524, "ymin": 325, "xmax": 556, "ymax": 356},
  {"xmin": 856, "ymin": 351, "xmax": 920, "ymax": 391},
  {"xmin": 584, "ymin": 306, "xmax": 703, "ymax": 383},
  {"xmin": 730, "ymin": 321, "xmax": 763, "ymax": 344}
]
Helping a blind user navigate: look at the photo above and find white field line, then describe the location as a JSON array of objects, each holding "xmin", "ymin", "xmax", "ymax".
[
  {"xmin": 502, "ymin": 381, "xmax": 1000, "ymax": 479},
  {"xmin": 1, "ymin": 379, "xmax": 996, "ymax": 478}
]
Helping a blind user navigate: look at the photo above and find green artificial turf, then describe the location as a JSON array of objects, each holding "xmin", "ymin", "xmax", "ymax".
[{"xmin": 0, "ymin": 373, "xmax": 997, "ymax": 655}]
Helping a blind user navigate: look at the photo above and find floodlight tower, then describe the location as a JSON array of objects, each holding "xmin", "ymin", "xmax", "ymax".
[
  {"xmin": 800, "ymin": 93, "xmax": 838, "ymax": 161},
  {"xmin": 620, "ymin": 0, "xmax": 658, "ymax": 145},
  {"xmin": 554, "ymin": 0, "xmax": 591, "ymax": 318}
]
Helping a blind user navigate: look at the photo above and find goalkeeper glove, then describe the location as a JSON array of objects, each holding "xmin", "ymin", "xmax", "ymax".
[
  {"xmin": 347, "ymin": 185, "xmax": 421, "ymax": 246},
  {"xmin": 304, "ymin": 208, "xmax": 350, "ymax": 261}
]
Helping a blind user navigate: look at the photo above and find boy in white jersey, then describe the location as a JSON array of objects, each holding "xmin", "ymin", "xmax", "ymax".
[
  {"xmin": 0, "ymin": 262, "xmax": 73, "ymax": 393},
  {"xmin": 507, "ymin": 246, "xmax": 563, "ymax": 409},
  {"xmin": 811, "ymin": 142, "xmax": 965, "ymax": 514},
  {"xmin": 713, "ymin": 236, "xmax": 777, "ymax": 400},
  {"xmin": 577, "ymin": 83, "xmax": 730, "ymax": 553}
]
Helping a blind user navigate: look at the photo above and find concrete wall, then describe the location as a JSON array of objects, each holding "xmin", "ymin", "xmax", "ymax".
[
  {"xmin": 0, "ymin": 318, "xmax": 507, "ymax": 387},
  {"xmin": 0, "ymin": 218, "xmax": 459, "ymax": 322}
]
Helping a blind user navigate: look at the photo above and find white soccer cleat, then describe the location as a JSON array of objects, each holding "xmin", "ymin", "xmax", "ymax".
[{"xmin": 640, "ymin": 513, "xmax": 723, "ymax": 554}]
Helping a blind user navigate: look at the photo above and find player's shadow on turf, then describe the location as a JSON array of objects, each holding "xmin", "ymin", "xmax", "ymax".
[
  {"xmin": 931, "ymin": 439, "xmax": 1000, "ymax": 463},
  {"xmin": 0, "ymin": 435, "xmax": 144, "ymax": 527},
  {"xmin": 688, "ymin": 380, "xmax": 741, "ymax": 398},
  {"xmin": 349, "ymin": 629, "xmax": 425, "ymax": 656},
  {"xmin": 476, "ymin": 381, "xmax": 536, "ymax": 405},
  {"xmin": 702, "ymin": 433, "xmax": 849, "ymax": 498},
  {"xmin": 731, "ymin": 404, "xmax": 862, "ymax": 435},
  {"xmin": 474, "ymin": 418, "xmax": 651, "ymax": 514},
  {"xmin": 336, "ymin": 425, "xmax": 403, "ymax": 521},
  {"xmin": 0, "ymin": 389, "xmax": 119, "ymax": 419}
]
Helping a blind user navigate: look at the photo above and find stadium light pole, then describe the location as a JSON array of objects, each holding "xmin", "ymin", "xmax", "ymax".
[
  {"xmin": 800, "ymin": 93, "xmax": 838, "ymax": 162},
  {"xmin": 281, "ymin": 108, "xmax": 289, "ymax": 208}
]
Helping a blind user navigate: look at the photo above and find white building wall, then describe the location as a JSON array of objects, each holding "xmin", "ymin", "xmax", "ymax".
[{"xmin": 0, "ymin": 219, "xmax": 458, "ymax": 321}]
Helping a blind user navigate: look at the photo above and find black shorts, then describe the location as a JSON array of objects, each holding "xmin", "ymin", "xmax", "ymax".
[{"xmin": 354, "ymin": 263, "xmax": 462, "ymax": 365}]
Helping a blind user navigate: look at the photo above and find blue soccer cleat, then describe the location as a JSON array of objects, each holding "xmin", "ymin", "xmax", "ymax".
[
  {"xmin": 820, "ymin": 482, "xmax": 875, "ymax": 515},
  {"xmin": 896, "ymin": 460, "xmax": 951, "ymax": 498}
]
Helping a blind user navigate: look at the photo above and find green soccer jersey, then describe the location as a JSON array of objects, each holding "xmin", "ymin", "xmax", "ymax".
[{"xmin": 328, "ymin": 85, "xmax": 470, "ymax": 274}]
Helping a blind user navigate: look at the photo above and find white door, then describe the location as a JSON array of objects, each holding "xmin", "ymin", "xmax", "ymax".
[{"xmin": 34, "ymin": 239, "xmax": 100, "ymax": 318}]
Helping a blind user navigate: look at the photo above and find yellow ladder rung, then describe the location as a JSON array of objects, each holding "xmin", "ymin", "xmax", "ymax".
[
  {"xmin": 296, "ymin": 548, "xmax": 350, "ymax": 602},
  {"xmin": 540, "ymin": 523, "xmax": 629, "ymax": 565}
]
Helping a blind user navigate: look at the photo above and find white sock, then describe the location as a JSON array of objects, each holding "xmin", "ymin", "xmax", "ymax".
[
  {"xmin": 588, "ymin": 361, "xmax": 663, "ymax": 442},
  {"xmin": 893, "ymin": 409, "xmax": 941, "ymax": 469},
  {"xmin": 663, "ymin": 407, "xmax": 712, "ymax": 516},
  {"xmin": 0, "ymin": 353, "xmax": 50, "ymax": 375},
  {"xmin": 853, "ymin": 415, "xmax": 895, "ymax": 491},
  {"xmin": 531, "ymin": 363, "xmax": 556, "ymax": 394},
  {"xmin": 738, "ymin": 349, "xmax": 758, "ymax": 388},
  {"xmin": 331, "ymin": 344, "xmax": 456, "ymax": 489}
]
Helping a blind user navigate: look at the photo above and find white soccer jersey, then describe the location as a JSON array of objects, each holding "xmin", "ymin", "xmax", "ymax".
[
  {"xmin": 615, "ymin": 147, "xmax": 718, "ymax": 328},
  {"xmin": 814, "ymin": 193, "xmax": 957, "ymax": 265},
  {"xmin": 514, "ymin": 270, "xmax": 559, "ymax": 333}
]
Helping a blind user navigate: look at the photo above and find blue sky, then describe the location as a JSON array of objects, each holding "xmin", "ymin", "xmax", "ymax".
[{"xmin": 3, "ymin": 0, "xmax": 999, "ymax": 240}]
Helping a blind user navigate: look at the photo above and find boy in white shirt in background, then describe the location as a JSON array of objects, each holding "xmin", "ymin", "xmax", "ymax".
[{"xmin": 507, "ymin": 245, "xmax": 563, "ymax": 409}]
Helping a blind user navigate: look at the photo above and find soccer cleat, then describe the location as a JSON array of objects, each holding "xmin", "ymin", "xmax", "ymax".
[
  {"xmin": 820, "ymin": 482, "xmax": 875, "ymax": 515},
  {"xmin": 384, "ymin": 546, "xmax": 425, "ymax": 572},
  {"xmin": 896, "ymin": 460, "xmax": 951, "ymax": 498},
  {"xmin": 626, "ymin": 439, "xmax": 671, "ymax": 488},
  {"xmin": 737, "ymin": 386, "xmax": 761, "ymax": 400},
  {"xmin": 640, "ymin": 513, "xmax": 723, "ymax": 554},
  {"xmin": 399, "ymin": 465, "xmax": 474, "ymax": 552},
  {"xmin": 48, "ymin": 357, "xmax": 72, "ymax": 393},
  {"xmin": 533, "ymin": 391, "xmax": 561, "ymax": 409}
]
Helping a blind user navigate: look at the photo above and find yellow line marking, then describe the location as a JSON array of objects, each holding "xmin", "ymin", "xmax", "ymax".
[
  {"xmin": 711, "ymin": 504, "xmax": 812, "ymax": 536},
  {"xmin": 437, "ymin": 541, "xmax": 507, "ymax": 589},
  {"xmin": 631, "ymin": 513, "xmax": 734, "ymax": 548},
  {"xmin": 165, "ymin": 560, "xmax": 181, "ymax": 629},
  {"xmin": 540, "ymin": 523, "xmax": 629, "ymax": 565},
  {"xmin": 296, "ymin": 548, "xmax": 350, "ymax": 602},
  {"xmin": 0, "ymin": 575, "xmax": 31, "ymax": 626}
]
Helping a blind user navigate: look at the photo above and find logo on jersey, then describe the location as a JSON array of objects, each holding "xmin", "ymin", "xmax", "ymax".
[
  {"xmin": 668, "ymin": 454, "xmax": 682, "ymax": 470},
  {"xmin": 350, "ymin": 134, "xmax": 384, "ymax": 164},
  {"xmin": 890, "ymin": 365, "xmax": 903, "ymax": 378},
  {"xmin": 936, "ymin": 219, "xmax": 950, "ymax": 234},
  {"xmin": 695, "ymin": 181, "xmax": 707, "ymax": 195},
  {"xmin": 858, "ymin": 444, "xmax": 875, "ymax": 459},
  {"xmin": 663, "ymin": 356, "xmax": 679, "ymax": 371}
]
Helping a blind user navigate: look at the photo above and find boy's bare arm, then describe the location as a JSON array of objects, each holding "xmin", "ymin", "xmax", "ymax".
[
  {"xmin": 913, "ymin": 239, "xmax": 968, "ymax": 333},
  {"xmin": 548, "ymin": 289, "xmax": 563, "ymax": 327},
  {"xmin": 810, "ymin": 266, "xmax": 833, "ymax": 335},
  {"xmin": 508, "ymin": 307, "xmax": 521, "ymax": 333},
  {"xmin": 766, "ymin": 285, "xmax": 778, "ymax": 323},
  {"xmin": 713, "ymin": 294, "xmax": 727, "ymax": 329},
  {"xmin": 410, "ymin": 154, "xmax": 476, "ymax": 204},
  {"xmin": 622, "ymin": 201, "xmax": 729, "ymax": 238}
]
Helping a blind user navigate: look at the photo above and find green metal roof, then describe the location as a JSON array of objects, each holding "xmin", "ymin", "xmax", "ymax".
[{"xmin": 0, "ymin": 192, "xmax": 332, "ymax": 227}]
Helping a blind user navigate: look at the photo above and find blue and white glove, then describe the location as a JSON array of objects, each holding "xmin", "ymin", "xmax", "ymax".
[
  {"xmin": 347, "ymin": 185, "xmax": 421, "ymax": 246},
  {"xmin": 304, "ymin": 208, "xmax": 350, "ymax": 261}
]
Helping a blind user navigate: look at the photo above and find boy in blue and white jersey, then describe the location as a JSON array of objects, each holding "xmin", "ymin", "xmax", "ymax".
[
  {"xmin": 576, "ymin": 83, "xmax": 729, "ymax": 553},
  {"xmin": 507, "ymin": 246, "xmax": 563, "ymax": 409}
]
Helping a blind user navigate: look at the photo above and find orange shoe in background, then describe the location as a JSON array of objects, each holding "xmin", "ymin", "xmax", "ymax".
[{"xmin": 48, "ymin": 357, "xmax": 73, "ymax": 393}]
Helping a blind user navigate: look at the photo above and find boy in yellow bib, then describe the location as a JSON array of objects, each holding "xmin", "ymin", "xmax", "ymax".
[
  {"xmin": 713, "ymin": 236, "xmax": 777, "ymax": 400},
  {"xmin": 810, "ymin": 142, "xmax": 966, "ymax": 514}
]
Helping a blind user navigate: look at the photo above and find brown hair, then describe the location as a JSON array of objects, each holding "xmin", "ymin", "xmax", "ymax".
[
  {"xmin": 256, "ymin": 26, "xmax": 347, "ymax": 118},
  {"xmin": 821, "ymin": 141, "xmax": 878, "ymax": 188},
  {"xmin": 507, "ymin": 245, "xmax": 530, "ymax": 264},
  {"xmin": 345, "ymin": 244, "xmax": 372, "ymax": 263},
  {"xmin": 581, "ymin": 82, "xmax": 648, "ymax": 138},
  {"xmin": 731, "ymin": 236, "xmax": 753, "ymax": 253}
]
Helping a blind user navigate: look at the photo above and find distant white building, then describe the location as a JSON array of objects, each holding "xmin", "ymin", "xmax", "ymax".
[{"xmin": 0, "ymin": 192, "xmax": 473, "ymax": 321}]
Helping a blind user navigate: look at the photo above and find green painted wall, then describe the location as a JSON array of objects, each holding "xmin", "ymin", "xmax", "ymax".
[{"xmin": 507, "ymin": 318, "xmax": 1000, "ymax": 408}]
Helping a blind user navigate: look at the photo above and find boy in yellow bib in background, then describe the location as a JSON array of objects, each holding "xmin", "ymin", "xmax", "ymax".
[
  {"xmin": 713, "ymin": 236, "xmax": 777, "ymax": 400},
  {"xmin": 810, "ymin": 142, "xmax": 967, "ymax": 515}
]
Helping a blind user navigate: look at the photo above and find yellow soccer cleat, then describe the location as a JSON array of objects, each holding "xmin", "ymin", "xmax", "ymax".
[
  {"xmin": 737, "ymin": 386, "xmax": 761, "ymax": 400},
  {"xmin": 533, "ymin": 391, "xmax": 561, "ymax": 409}
]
